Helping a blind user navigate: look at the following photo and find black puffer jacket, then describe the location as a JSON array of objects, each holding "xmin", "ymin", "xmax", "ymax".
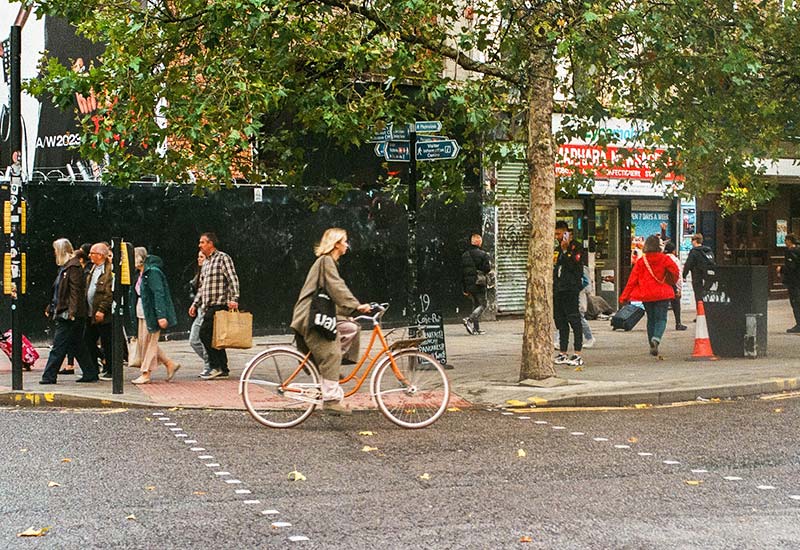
[
  {"xmin": 682, "ymin": 245, "xmax": 715, "ymax": 281},
  {"xmin": 783, "ymin": 247, "xmax": 800, "ymax": 288},
  {"xmin": 461, "ymin": 246, "xmax": 491, "ymax": 292},
  {"xmin": 553, "ymin": 239, "xmax": 584, "ymax": 293}
]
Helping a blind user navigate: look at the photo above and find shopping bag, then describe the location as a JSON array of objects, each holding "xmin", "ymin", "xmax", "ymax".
[
  {"xmin": 212, "ymin": 310, "xmax": 253, "ymax": 349},
  {"xmin": 309, "ymin": 288, "xmax": 337, "ymax": 340}
]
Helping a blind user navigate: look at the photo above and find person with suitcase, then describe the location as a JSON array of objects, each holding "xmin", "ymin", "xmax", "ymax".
[{"xmin": 619, "ymin": 235, "xmax": 680, "ymax": 357}]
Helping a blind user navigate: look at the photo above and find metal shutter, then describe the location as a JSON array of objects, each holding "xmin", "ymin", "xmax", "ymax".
[{"xmin": 495, "ymin": 162, "xmax": 529, "ymax": 314}]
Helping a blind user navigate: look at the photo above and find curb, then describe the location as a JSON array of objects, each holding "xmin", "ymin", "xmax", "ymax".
[{"xmin": 1, "ymin": 390, "xmax": 154, "ymax": 409}]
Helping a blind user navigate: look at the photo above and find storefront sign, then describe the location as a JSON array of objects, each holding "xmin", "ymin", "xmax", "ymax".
[{"xmin": 556, "ymin": 144, "xmax": 678, "ymax": 181}]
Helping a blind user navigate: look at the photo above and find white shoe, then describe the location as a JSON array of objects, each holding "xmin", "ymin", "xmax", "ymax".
[
  {"xmin": 566, "ymin": 354, "xmax": 584, "ymax": 367},
  {"xmin": 583, "ymin": 338, "xmax": 595, "ymax": 348},
  {"xmin": 554, "ymin": 353, "xmax": 569, "ymax": 365}
]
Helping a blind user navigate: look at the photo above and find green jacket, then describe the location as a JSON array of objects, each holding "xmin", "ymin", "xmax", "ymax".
[{"xmin": 129, "ymin": 255, "xmax": 178, "ymax": 333}]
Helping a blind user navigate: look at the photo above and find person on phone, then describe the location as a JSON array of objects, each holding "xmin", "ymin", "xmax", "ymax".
[{"xmin": 553, "ymin": 221, "xmax": 585, "ymax": 367}]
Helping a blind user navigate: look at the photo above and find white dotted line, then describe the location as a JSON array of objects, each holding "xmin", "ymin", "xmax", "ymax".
[{"xmin": 496, "ymin": 408, "xmax": 799, "ymax": 505}]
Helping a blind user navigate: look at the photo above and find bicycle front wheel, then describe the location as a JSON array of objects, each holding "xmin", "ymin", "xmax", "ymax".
[
  {"xmin": 373, "ymin": 350, "xmax": 450, "ymax": 429},
  {"xmin": 241, "ymin": 348, "xmax": 320, "ymax": 428}
]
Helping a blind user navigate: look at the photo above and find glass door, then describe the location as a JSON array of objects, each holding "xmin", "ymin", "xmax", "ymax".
[{"xmin": 594, "ymin": 205, "xmax": 619, "ymax": 305}]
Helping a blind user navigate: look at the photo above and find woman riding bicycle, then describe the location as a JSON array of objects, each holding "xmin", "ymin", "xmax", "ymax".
[{"xmin": 290, "ymin": 228, "xmax": 371, "ymax": 415}]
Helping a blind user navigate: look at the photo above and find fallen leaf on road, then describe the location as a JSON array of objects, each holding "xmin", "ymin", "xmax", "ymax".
[
  {"xmin": 20, "ymin": 448, "xmax": 27, "ymax": 453},
  {"xmin": 168, "ymin": 407, "xmax": 180, "ymax": 411},
  {"xmin": 710, "ymin": 398, "xmax": 721, "ymax": 403},
  {"xmin": 573, "ymin": 366, "xmax": 583, "ymax": 372},
  {"xmin": 361, "ymin": 446, "xmax": 379, "ymax": 452},
  {"xmin": 517, "ymin": 449, "xmax": 527, "ymax": 458},
  {"xmin": 506, "ymin": 399, "xmax": 527, "ymax": 408},
  {"xmin": 287, "ymin": 470, "xmax": 306, "ymax": 482},
  {"xmin": 520, "ymin": 535, "xmax": 532, "ymax": 543},
  {"xmin": 61, "ymin": 458, "xmax": 72, "ymax": 463},
  {"xmin": 634, "ymin": 404, "xmax": 651, "ymax": 409},
  {"xmin": 17, "ymin": 527, "xmax": 49, "ymax": 537},
  {"xmin": 47, "ymin": 482, "xmax": 60, "ymax": 488},
  {"xmin": 358, "ymin": 431, "xmax": 375, "ymax": 436},
  {"xmin": 684, "ymin": 480, "xmax": 703, "ymax": 486},
  {"xmin": 657, "ymin": 355, "xmax": 664, "ymax": 361},
  {"xmin": 627, "ymin": 437, "xmax": 638, "ymax": 444},
  {"xmin": 192, "ymin": 491, "xmax": 206, "ymax": 495},
  {"xmin": 126, "ymin": 514, "xmax": 136, "ymax": 521},
  {"xmin": 419, "ymin": 473, "xmax": 431, "ymax": 481},
  {"xmin": 446, "ymin": 407, "xmax": 461, "ymax": 412},
  {"xmin": 774, "ymin": 408, "xmax": 783, "ymax": 413},
  {"xmin": 144, "ymin": 486, "xmax": 156, "ymax": 491}
]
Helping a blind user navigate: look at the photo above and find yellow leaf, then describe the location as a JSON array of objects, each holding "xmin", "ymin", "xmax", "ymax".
[
  {"xmin": 61, "ymin": 458, "xmax": 72, "ymax": 463},
  {"xmin": 710, "ymin": 398, "xmax": 721, "ymax": 403},
  {"xmin": 573, "ymin": 366, "xmax": 583, "ymax": 372},
  {"xmin": 628, "ymin": 437, "xmax": 638, "ymax": 444},
  {"xmin": 47, "ymin": 481, "xmax": 60, "ymax": 488},
  {"xmin": 517, "ymin": 449, "xmax": 527, "ymax": 458},
  {"xmin": 684, "ymin": 480, "xmax": 703, "ymax": 486},
  {"xmin": 17, "ymin": 527, "xmax": 49, "ymax": 537},
  {"xmin": 192, "ymin": 491, "xmax": 206, "ymax": 495},
  {"xmin": 634, "ymin": 403, "xmax": 651, "ymax": 409},
  {"xmin": 361, "ymin": 446, "xmax": 379, "ymax": 452},
  {"xmin": 168, "ymin": 407, "xmax": 180, "ymax": 411},
  {"xmin": 446, "ymin": 407, "xmax": 461, "ymax": 412},
  {"xmin": 126, "ymin": 514, "xmax": 136, "ymax": 521},
  {"xmin": 419, "ymin": 473, "xmax": 431, "ymax": 480},
  {"xmin": 774, "ymin": 408, "xmax": 783, "ymax": 413},
  {"xmin": 145, "ymin": 486, "xmax": 156, "ymax": 491},
  {"xmin": 520, "ymin": 535, "xmax": 533, "ymax": 543},
  {"xmin": 505, "ymin": 399, "xmax": 527, "ymax": 408},
  {"xmin": 287, "ymin": 470, "xmax": 306, "ymax": 481},
  {"xmin": 358, "ymin": 431, "xmax": 375, "ymax": 436}
]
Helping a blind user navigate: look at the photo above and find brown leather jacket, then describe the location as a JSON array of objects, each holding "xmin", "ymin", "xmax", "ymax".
[
  {"xmin": 87, "ymin": 261, "xmax": 113, "ymax": 324},
  {"xmin": 55, "ymin": 257, "xmax": 88, "ymax": 320}
]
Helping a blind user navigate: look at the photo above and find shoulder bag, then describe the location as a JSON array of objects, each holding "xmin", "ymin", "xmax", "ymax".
[
  {"xmin": 642, "ymin": 255, "xmax": 676, "ymax": 287},
  {"xmin": 308, "ymin": 258, "xmax": 338, "ymax": 340}
]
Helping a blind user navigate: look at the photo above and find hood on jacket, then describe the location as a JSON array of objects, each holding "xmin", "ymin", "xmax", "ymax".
[{"xmin": 144, "ymin": 254, "xmax": 165, "ymax": 270}]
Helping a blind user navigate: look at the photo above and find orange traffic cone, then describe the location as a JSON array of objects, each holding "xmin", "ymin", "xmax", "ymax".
[{"xmin": 689, "ymin": 301, "xmax": 718, "ymax": 361}]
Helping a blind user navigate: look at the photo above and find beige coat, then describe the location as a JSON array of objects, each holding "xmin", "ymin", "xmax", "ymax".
[{"xmin": 290, "ymin": 255, "xmax": 361, "ymax": 380}]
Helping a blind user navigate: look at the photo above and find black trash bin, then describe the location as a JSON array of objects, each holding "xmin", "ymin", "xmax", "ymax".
[{"xmin": 702, "ymin": 266, "xmax": 768, "ymax": 358}]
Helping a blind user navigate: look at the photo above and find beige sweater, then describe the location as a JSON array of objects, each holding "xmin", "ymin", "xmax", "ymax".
[{"xmin": 290, "ymin": 255, "xmax": 361, "ymax": 337}]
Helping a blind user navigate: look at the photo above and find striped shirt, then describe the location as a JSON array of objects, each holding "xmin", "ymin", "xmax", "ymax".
[{"xmin": 193, "ymin": 250, "xmax": 240, "ymax": 308}]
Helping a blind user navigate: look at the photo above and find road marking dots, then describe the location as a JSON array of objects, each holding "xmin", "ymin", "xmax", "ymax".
[
  {"xmin": 614, "ymin": 444, "xmax": 630, "ymax": 449},
  {"xmin": 152, "ymin": 412, "xmax": 164, "ymax": 416},
  {"xmin": 637, "ymin": 452, "xmax": 653, "ymax": 457},
  {"xmin": 723, "ymin": 476, "xmax": 743, "ymax": 481},
  {"xmin": 789, "ymin": 495, "xmax": 800, "ymax": 501},
  {"xmin": 552, "ymin": 426, "xmax": 566, "ymax": 430},
  {"xmin": 593, "ymin": 437, "xmax": 608, "ymax": 442},
  {"xmin": 289, "ymin": 536, "xmax": 310, "ymax": 542},
  {"xmin": 534, "ymin": 420, "xmax": 548, "ymax": 425},
  {"xmin": 184, "ymin": 440, "xmax": 198, "ymax": 444},
  {"xmin": 169, "ymin": 427, "xmax": 182, "ymax": 431},
  {"xmin": 518, "ymin": 416, "xmax": 530, "ymax": 420},
  {"xmin": 663, "ymin": 460, "xmax": 680, "ymax": 465},
  {"xmin": 235, "ymin": 489, "xmax": 252, "ymax": 494},
  {"xmin": 198, "ymin": 455, "xmax": 214, "ymax": 459},
  {"xmin": 175, "ymin": 434, "xmax": 188, "ymax": 438},
  {"xmin": 272, "ymin": 522, "xmax": 292, "ymax": 528},
  {"xmin": 206, "ymin": 463, "xmax": 221, "ymax": 467},
  {"xmin": 190, "ymin": 447, "xmax": 206, "ymax": 451},
  {"xmin": 262, "ymin": 510, "xmax": 280, "ymax": 515},
  {"xmin": 164, "ymin": 422, "xmax": 177, "ymax": 426},
  {"xmin": 757, "ymin": 485, "xmax": 776, "ymax": 490},
  {"xmin": 570, "ymin": 432, "xmax": 584, "ymax": 436},
  {"xmin": 243, "ymin": 500, "xmax": 261, "ymax": 504},
  {"xmin": 214, "ymin": 472, "xmax": 231, "ymax": 476},
  {"xmin": 225, "ymin": 479, "xmax": 242, "ymax": 484},
  {"xmin": 691, "ymin": 469, "xmax": 708, "ymax": 474}
]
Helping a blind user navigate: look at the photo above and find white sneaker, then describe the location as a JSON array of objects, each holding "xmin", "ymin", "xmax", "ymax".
[
  {"xmin": 554, "ymin": 353, "xmax": 570, "ymax": 365},
  {"xmin": 566, "ymin": 354, "xmax": 584, "ymax": 367},
  {"xmin": 583, "ymin": 338, "xmax": 595, "ymax": 348}
]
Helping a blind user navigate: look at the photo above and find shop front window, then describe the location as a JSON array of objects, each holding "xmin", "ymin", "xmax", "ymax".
[{"xmin": 721, "ymin": 210, "xmax": 768, "ymax": 265}]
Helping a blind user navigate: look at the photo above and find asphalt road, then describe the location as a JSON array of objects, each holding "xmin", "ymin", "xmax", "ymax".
[{"xmin": 2, "ymin": 395, "xmax": 799, "ymax": 549}]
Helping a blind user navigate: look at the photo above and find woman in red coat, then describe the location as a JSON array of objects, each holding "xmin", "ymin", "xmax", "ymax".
[{"xmin": 620, "ymin": 235, "xmax": 680, "ymax": 356}]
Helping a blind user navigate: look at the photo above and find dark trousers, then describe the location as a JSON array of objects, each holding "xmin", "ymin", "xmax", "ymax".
[
  {"xmin": 670, "ymin": 287, "xmax": 682, "ymax": 326},
  {"xmin": 41, "ymin": 318, "xmax": 96, "ymax": 382},
  {"xmin": 467, "ymin": 287, "xmax": 487, "ymax": 330},
  {"xmin": 85, "ymin": 321, "xmax": 112, "ymax": 374},
  {"xmin": 554, "ymin": 290, "xmax": 582, "ymax": 353},
  {"xmin": 692, "ymin": 280, "xmax": 704, "ymax": 304},
  {"xmin": 200, "ymin": 305, "xmax": 228, "ymax": 374},
  {"xmin": 789, "ymin": 285, "xmax": 800, "ymax": 327}
]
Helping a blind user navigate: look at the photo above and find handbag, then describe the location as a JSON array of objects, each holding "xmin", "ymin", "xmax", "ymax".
[
  {"xmin": 309, "ymin": 260, "xmax": 337, "ymax": 340},
  {"xmin": 475, "ymin": 271, "xmax": 488, "ymax": 286},
  {"xmin": 642, "ymin": 255, "xmax": 677, "ymax": 287},
  {"xmin": 212, "ymin": 310, "xmax": 253, "ymax": 349}
]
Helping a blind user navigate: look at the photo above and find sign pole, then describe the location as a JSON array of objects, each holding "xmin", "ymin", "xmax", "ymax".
[
  {"xmin": 111, "ymin": 239, "xmax": 134, "ymax": 395},
  {"xmin": 8, "ymin": 25, "xmax": 23, "ymax": 391},
  {"xmin": 407, "ymin": 128, "xmax": 418, "ymax": 325}
]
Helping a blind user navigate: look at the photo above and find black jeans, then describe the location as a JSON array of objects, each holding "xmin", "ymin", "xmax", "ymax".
[
  {"xmin": 467, "ymin": 287, "xmax": 487, "ymax": 330},
  {"xmin": 554, "ymin": 290, "xmax": 582, "ymax": 353},
  {"xmin": 85, "ymin": 321, "xmax": 112, "ymax": 374},
  {"xmin": 789, "ymin": 285, "xmax": 800, "ymax": 327},
  {"xmin": 670, "ymin": 286, "xmax": 682, "ymax": 326},
  {"xmin": 692, "ymin": 280, "xmax": 704, "ymax": 305},
  {"xmin": 41, "ymin": 318, "xmax": 96, "ymax": 382},
  {"xmin": 200, "ymin": 305, "xmax": 228, "ymax": 374}
]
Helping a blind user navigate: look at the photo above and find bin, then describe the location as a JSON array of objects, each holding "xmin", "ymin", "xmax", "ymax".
[{"xmin": 702, "ymin": 266, "xmax": 768, "ymax": 358}]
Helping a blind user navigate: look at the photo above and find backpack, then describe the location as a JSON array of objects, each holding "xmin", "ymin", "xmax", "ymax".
[{"xmin": 697, "ymin": 247, "xmax": 716, "ymax": 289}]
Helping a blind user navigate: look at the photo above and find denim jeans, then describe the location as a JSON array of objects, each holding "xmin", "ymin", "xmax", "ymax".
[
  {"xmin": 189, "ymin": 308, "xmax": 209, "ymax": 370},
  {"xmin": 41, "ymin": 318, "xmax": 95, "ymax": 382},
  {"xmin": 643, "ymin": 300, "xmax": 670, "ymax": 343}
]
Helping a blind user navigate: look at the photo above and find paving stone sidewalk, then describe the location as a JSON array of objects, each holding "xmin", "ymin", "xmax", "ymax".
[{"xmin": 2, "ymin": 300, "xmax": 799, "ymax": 410}]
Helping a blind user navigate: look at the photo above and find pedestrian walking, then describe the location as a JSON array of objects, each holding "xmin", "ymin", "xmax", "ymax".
[
  {"xmin": 188, "ymin": 250, "xmax": 211, "ymax": 376},
  {"xmin": 778, "ymin": 233, "xmax": 800, "ymax": 333},
  {"xmin": 620, "ymin": 235, "xmax": 680, "ymax": 356},
  {"xmin": 189, "ymin": 232, "xmax": 240, "ymax": 380},
  {"xmin": 129, "ymin": 247, "xmax": 181, "ymax": 384},
  {"xmin": 40, "ymin": 238, "xmax": 97, "ymax": 384},
  {"xmin": 682, "ymin": 233, "xmax": 715, "ymax": 306},
  {"xmin": 461, "ymin": 233, "xmax": 491, "ymax": 335},
  {"xmin": 290, "ymin": 228, "xmax": 371, "ymax": 415},
  {"xmin": 553, "ymin": 221, "xmax": 585, "ymax": 366},
  {"xmin": 663, "ymin": 241, "xmax": 688, "ymax": 331},
  {"xmin": 85, "ymin": 242, "xmax": 114, "ymax": 381}
]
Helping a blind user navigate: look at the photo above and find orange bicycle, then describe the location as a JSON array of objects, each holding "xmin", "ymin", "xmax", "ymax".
[{"xmin": 238, "ymin": 303, "xmax": 450, "ymax": 429}]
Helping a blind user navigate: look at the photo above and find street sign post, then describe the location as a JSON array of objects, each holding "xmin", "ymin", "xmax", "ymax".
[
  {"xmin": 415, "ymin": 140, "xmax": 460, "ymax": 161},
  {"xmin": 414, "ymin": 120, "xmax": 442, "ymax": 133}
]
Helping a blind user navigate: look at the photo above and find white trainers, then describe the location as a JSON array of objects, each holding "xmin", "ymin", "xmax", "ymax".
[
  {"xmin": 583, "ymin": 338, "xmax": 595, "ymax": 348},
  {"xmin": 554, "ymin": 353, "xmax": 570, "ymax": 365},
  {"xmin": 566, "ymin": 354, "xmax": 584, "ymax": 367}
]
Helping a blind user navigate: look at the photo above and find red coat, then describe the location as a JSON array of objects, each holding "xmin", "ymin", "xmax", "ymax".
[{"xmin": 620, "ymin": 252, "xmax": 679, "ymax": 303}]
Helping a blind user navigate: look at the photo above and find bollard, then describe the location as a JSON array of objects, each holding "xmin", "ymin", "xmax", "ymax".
[{"xmin": 744, "ymin": 313, "xmax": 759, "ymax": 359}]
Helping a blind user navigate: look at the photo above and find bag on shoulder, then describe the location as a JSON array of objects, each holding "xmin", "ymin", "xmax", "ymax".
[
  {"xmin": 309, "ymin": 259, "xmax": 337, "ymax": 340},
  {"xmin": 475, "ymin": 271, "xmax": 488, "ymax": 286}
]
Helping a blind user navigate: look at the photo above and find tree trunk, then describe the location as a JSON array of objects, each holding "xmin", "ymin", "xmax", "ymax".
[{"xmin": 519, "ymin": 49, "xmax": 557, "ymax": 381}]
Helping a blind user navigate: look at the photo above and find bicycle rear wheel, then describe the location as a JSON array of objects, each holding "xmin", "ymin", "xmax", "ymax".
[
  {"xmin": 241, "ymin": 348, "xmax": 320, "ymax": 428},
  {"xmin": 373, "ymin": 350, "xmax": 450, "ymax": 429}
]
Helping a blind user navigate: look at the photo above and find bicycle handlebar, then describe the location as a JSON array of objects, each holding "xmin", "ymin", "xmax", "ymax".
[{"xmin": 354, "ymin": 302, "xmax": 389, "ymax": 324}]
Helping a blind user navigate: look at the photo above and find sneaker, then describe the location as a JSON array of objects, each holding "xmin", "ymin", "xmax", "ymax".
[
  {"xmin": 649, "ymin": 338, "xmax": 660, "ymax": 356},
  {"xmin": 786, "ymin": 326, "xmax": 800, "ymax": 334},
  {"xmin": 566, "ymin": 354, "xmax": 584, "ymax": 367},
  {"xmin": 554, "ymin": 353, "xmax": 570, "ymax": 365},
  {"xmin": 200, "ymin": 368, "xmax": 224, "ymax": 380},
  {"xmin": 462, "ymin": 318, "xmax": 475, "ymax": 335},
  {"xmin": 323, "ymin": 400, "xmax": 352, "ymax": 416},
  {"xmin": 676, "ymin": 324, "xmax": 688, "ymax": 331},
  {"xmin": 583, "ymin": 337, "xmax": 595, "ymax": 348},
  {"xmin": 98, "ymin": 372, "xmax": 112, "ymax": 381},
  {"xmin": 198, "ymin": 366, "xmax": 212, "ymax": 378},
  {"xmin": 474, "ymin": 329, "xmax": 486, "ymax": 335}
]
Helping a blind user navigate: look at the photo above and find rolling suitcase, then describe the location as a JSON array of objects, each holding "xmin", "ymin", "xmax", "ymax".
[{"xmin": 611, "ymin": 304, "xmax": 645, "ymax": 331}]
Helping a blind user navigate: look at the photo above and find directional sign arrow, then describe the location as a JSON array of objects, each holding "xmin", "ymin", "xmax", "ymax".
[
  {"xmin": 415, "ymin": 139, "xmax": 460, "ymax": 161},
  {"xmin": 374, "ymin": 142, "xmax": 387, "ymax": 157},
  {"xmin": 414, "ymin": 120, "xmax": 442, "ymax": 133}
]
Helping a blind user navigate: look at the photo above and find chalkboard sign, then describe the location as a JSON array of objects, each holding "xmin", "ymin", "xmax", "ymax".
[{"xmin": 413, "ymin": 310, "xmax": 447, "ymax": 366}]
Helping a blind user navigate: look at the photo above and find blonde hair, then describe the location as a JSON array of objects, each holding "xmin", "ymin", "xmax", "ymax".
[
  {"xmin": 134, "ymin": 246, "xmax": 148, "ymax": 268},
  {"xmin": 314, "ymin": 228, "xmax": 347, "ymax": 257},
  {"xmin": 53, "ymin": 238, "xmax": 74, "ymax": 266}
]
